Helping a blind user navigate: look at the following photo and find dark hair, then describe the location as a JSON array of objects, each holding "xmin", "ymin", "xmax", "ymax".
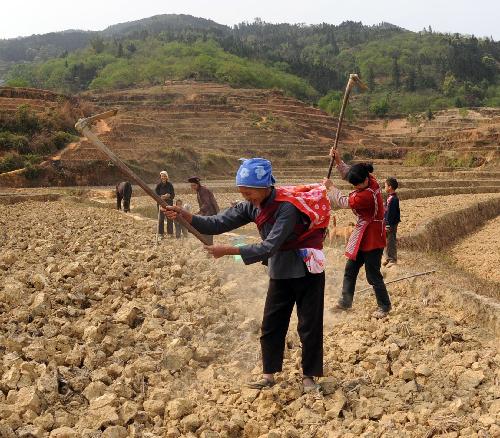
[
  {"xmin": 188, "ymin": 176, "xmax": 201, "ymax": 184},
  {"xmin": 347, "ymin": 163, "xmax": 373, "ymax": 185},
  {"xmin": 386, "ymin": 177, "xmax": 399, "ymax": 190}
]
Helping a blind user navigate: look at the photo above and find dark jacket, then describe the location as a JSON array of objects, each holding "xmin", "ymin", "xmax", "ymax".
[
  {"xmin": 384, "ymin": 193, "xmax": 401, "ymax": 226},
  {"xmin": 116, "ymin": 181, "xmax": 132, "ymax": 199},
  {"xmin": 191, "ymin": 189, "xmax": 307, "ymax": 279},
  {"xmin": 197, "ymin": 185, "xmax": 220, "ymax": 216},
  {"xmin": 155, "ymin": 181, "xmax": 175, "ymax": 206}
]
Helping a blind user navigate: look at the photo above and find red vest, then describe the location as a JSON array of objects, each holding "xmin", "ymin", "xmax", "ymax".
[
  {"xmin": 254, "ymin": 186, "xmax": 330, "ymax": 250},
  {"xmin": 345, "ymin": 175, "xmax": 386, "ymax": 259}
]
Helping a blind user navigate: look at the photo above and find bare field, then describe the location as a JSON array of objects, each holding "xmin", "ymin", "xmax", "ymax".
[
  {"xmin": 332, "ymin": 193, "xmax": 500, "ymax": 234},
  {"xmin": 0, "ymin": 199, "xmax": 498, "ymax": 437},
  {"xmin": 451, "ymin": 216, "xmax": 500, "ymax": 284}
]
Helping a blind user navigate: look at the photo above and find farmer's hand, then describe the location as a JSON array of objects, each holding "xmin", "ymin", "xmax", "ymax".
[
  {"xmin": 322, "ymin": 178, "xmax": 335, "ymax": 190},
  {"xmin": 204, "ymin": 244, "xmax": 240, "ymax": 259},
  {"xmin": 160, "ymin": 205, "xmax": 178, "ymax": 219},
  {"xmin": 161, "ymin": 194, "xmax": 170, "ymax": 200},
  {"xmin": 330, "ymin": 147, "xmax": 341, "ymax": 166}
]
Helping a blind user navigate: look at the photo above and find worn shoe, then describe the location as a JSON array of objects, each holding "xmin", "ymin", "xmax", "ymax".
[
  {"xmin": 303, "ymin": 377, "xmax": 323, "ymax": 395},
  {"xmin": 332, "ymin": 301, "xmax": 352, "ymax": 312},
  {"xmin": 382, "ymin": 259, "xmax": 390, "ymax": 266},
  {"xmin": 246, "ymin": 378, "xmax": 275, "ymax": 390},
  {"xmin": 385, "ymin": 261, "xmax": 397, "ymax": 268},
  {"xmin": 372, "ymin": 308, "xmax": 390, "ymax": 319}
]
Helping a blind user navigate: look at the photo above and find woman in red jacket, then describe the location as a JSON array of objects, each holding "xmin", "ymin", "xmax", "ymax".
[{"xmin": 324, "ymin": 149, "xmax": 392, "ymax": 319}]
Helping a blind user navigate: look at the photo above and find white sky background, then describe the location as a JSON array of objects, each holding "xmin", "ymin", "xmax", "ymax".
[{"xmin": 1, "ymin": 0, "xmax": 498, "ymax": 40}]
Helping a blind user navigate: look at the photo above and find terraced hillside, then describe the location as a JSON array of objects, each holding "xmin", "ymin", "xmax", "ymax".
[
  {"xmin": 50, "ymin": 81, "xmax": 391, "ymax": 185},
  {"xmin": 0, "ymin": 82, "xmax": 499, "ymax": 199},
  {"xmin": 0, "ymin": 87, "xmax": 73, "ymax": 112},
  {"xmin": 359, "ymin": 108, "xmax": 500, "ymax": 165}
]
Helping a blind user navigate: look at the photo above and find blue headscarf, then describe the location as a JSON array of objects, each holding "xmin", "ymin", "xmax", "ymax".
[{"xmin": 235, "ymin": 158, "xmax": 275, "ymax": 188}]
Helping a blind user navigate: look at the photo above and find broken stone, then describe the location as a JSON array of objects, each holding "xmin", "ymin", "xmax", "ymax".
[
  {"xmin": 114, "ymin": 301, "xmax": 143, "ymax": 327},
  {"xmin": 60, "ymin": 262, "xmax": 83, "ymax": 278},
  {"xmin": 143, "ymin": 398, "xmax": 166, "ymax": 417},
  {"xmin": 320, "ymin": 377, "xmax": 337, "ymax": 395},
  {"xmin": 193, "ymin": 346, "xmax": 215, "ymax": 363},
  {"xmin": 399, "ymin": 366, "xmax": 416, "ymax": 381},
  {"xmin": 82, "ymin": 381, "xmax": 108, "ymax": 402},
  {"xmin": 31, "ymin": 273, "xmax": 48, "ymax": 290},
  {"xmin": 238, "ymin": 318, "xmax": 260, "ymax": 334},
  {"xmin": 31, "ymin": 291, "xmax": 51, "ymax": 316},
  {"xmin": 162, "ymin": 347, "xmax": 193, "ymax": 371},
  {"xmin": 16, "ymin": 425, "xmax": 44, "ymax": 438},
  {"xmin": 415, "ymin": 364, "xmax": 431, "ymax": 377},
  {"xmin": 49, "ymin": 427, "xmax": 79, "ymax": 438},
  {"xmin": 102, "ymin": 426, "xmax": 128, "ymax": 438},
  {"xmin": 119, "ymin": 401, "xmax": 138, "ymax": 424},
  {"xmin": 326, "ymin": 389, "xmax": 347, "ymax": 419},
  {"xmin": 180, "ymin": 413, "xmax": 202, "ymax": 432},
  {"xmin": 458, "ymin": 370, "xmax": 485, "ymax": 390},
  {"xmin": 166, "ymin": 398, "xmax": 194, "ymax": 420},
  {"xmin": 76, "ymin": 393, "xmax": 119, "ymax": 429},
  {"xmin": 14, "ymin": 386, "xmax": 43, "ymax": 414}
]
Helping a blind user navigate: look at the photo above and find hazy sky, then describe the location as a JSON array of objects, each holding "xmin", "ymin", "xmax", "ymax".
[{"xmin": 1, "ymin": 0, "xmax": 498, "ymax": 40}]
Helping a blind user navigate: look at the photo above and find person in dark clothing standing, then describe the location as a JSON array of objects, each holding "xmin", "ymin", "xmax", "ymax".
[
  {"xmin": 383, "ymin": 177, "xmax": 401, "ymax": 267},
  {"xmin": 187, "ymin": 176, "xmax": 220, "ymax": 245},
  {"xmin": 324, "ymin": 148, "xmax": 392, "ymax": 319},
  {"xmin": 116, "ymin": 181, "xmax": 132, "ymax": 212},
  {"xmin": 166, "ymin": 159, "xmax": 327, "ymax": 393},
  {"xmin": 155, "ymin": 170, "xmax": 175, "ymax": 237}
]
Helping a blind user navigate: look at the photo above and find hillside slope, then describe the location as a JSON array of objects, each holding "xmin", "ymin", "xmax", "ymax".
[
  {"xmin": 42, "ymin": 81, "xmax": 394, "ymax": 185},
  {"xmin": 0, "ymin": 82, "xmax": 498, "ymax": 195}
]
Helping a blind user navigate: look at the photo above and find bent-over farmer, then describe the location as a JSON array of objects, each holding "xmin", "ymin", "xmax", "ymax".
[
  {"xmin": 165, "ymin": 158, "xmax": 329, "ymax": 393},
  {"xmin": 116, "ymin": 181, "xmax": 132, "ymax": 212}
]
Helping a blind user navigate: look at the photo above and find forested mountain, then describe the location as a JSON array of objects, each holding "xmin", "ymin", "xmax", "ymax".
[
  {"xmin": 0, "ymin": 30, "xmax": 95, "ymax": 62},
  {"xmin": 2, "ymin": 14, "xmax": 499, "ymax": 115}
]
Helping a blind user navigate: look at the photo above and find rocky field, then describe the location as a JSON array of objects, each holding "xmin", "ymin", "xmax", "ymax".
[{"xmin": 0, "ymin": 198, "xmax": 498, "ymax": 437}]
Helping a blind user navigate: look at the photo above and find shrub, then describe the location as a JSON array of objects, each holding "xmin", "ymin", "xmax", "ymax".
[
  {"xmin": 370, "ymin": 97, "xmax": 390, "ymax": 117},
  {"xmin": 318, "ymin": 91, "xmax": 353, "ymax": 119},
  {"xmin": 0, "ymin": 153, "xmax": 26, "ymax": 173},
  {"xmin": 403, "ymin": 151, "xmax": 483, "ymax": 168},
  {"xmin": 0, "ymin": 132, "xmax": 30, "ymax": 153},
  {"xmin": 15, "ymin": 104, "xmax": 39, "ymax": 133},
  {"xmin": 51, "ymin": 131, "xmax": 78, "ymax": 150},
  {"xmin": 342, "ymin": 151, "xmax": 354, "ymax": 162},
  {"xmin": 458, "ymin": 108, "xmax": 469, "ymax": 118},
  {"xmin": 24, "ymin": 164, "xmax": 42, "ymax": 179}
]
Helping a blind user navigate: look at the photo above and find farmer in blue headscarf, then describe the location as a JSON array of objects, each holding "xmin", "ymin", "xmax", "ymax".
[{"xmin": 163, "ymin": 158, "xmax": 326, "ymax": 393}]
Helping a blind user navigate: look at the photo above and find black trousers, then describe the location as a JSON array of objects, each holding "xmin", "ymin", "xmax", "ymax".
[
  {"xmin": 158, "ymin": 210, "xmax": 173, "ymax": 235},
  {"xmin": 116, "ymin": 193, "xmax": 131, "ymax": 212},
  {"xmin": 340, "ymin": 248, "xmax": 392, "ymax": 311},
  {"xmin": 260, "ymin": 271, "xmax": 325, "ymax": 377}
]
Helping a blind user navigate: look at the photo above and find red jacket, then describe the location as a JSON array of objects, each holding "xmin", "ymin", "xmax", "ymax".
[{"xmin": 347, "ymin": 175, "xmax": 386, "ymax": 254}]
